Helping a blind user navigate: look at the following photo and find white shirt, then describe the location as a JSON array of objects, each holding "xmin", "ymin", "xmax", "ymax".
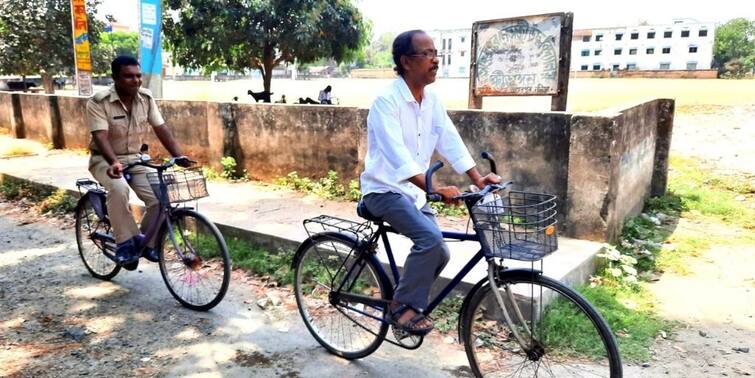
[{"xmin": 360, "ymin": 77, "xmax": 475, "ymax": 209}]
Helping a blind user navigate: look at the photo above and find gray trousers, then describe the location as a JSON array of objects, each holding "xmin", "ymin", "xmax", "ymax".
[{"xmin": 363, "ymin": 192, "xmax": 450, "ymax": 311}]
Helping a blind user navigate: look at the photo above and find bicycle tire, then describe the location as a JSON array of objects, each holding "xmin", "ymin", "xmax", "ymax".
[
  {"xmin": 293, "ymin": 232, "xmax": 390, "ymax": 359},
  {"xmin": 460, "ymin": 271, "xmax": 622, "ymax": 377},
  {"xmin": 75, "ymin": 197, "xmax": 120, "ymax": 280},
  {"xmin": 156, "ymin": 209, "xmax": 231, "ymax": 311}
]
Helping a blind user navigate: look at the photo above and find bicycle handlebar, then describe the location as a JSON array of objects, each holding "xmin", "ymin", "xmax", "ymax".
[
  {"xmin": 123, "ymin": 155, "xmax": 195, "ymax": 173},
  {"xmin": 424, "ymin": 151, "xmax": 510, "ymax": 202}
]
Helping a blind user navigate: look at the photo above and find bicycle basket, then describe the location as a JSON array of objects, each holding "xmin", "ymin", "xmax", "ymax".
[
  {"xmin": 469, "ymin": 190, "xmax": 558, "ymax": 261},
  {"xmin": 147, "ymin": 168, "xmax": 209, "ymax": 203}
]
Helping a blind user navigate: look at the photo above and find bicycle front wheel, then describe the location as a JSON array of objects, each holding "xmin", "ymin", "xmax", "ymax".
[
  {"xmin": 293, "ymin": 232, "xmax": 389, "ymax": 360},
  {"xmin": 461, "ymin": 272, "xmax": 622, "ymax": 377},
  {"xmin": 75, "ymin": 197, "xmax": 120, "ymax": 280},
  {"xmin": 157, "ymin": 209, "xmax": 231, "ymax": 311}
]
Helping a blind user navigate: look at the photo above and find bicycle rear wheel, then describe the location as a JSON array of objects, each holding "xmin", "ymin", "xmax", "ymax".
[
  {"xmin": 75, "ymin": 197, "xmax": 120, "ymax": 280},
  {"xmin": 461, "ymin": 271, "xmax": 622, "ymax": 377},
  {"xmin": 157, "ymin": 209, "xmax": 230, "ymax": 311},
  {"xmin": 293, "ymin": 232, "xmax": 389, "ymax": 359}
]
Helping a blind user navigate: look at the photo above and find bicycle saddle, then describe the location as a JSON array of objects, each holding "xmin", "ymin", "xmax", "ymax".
[{"xmin": 356, "ymin": 201, "xmax": 382, "ymax": 222}]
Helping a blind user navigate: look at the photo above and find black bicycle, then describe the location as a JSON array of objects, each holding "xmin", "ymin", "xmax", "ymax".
[
  {"xmin": 74, "ymin": 154, "xmax": 231, "ymax": 311},
  {"xmin": 293, "ymin": 152, "xmax": 622, "ymax": 377}
]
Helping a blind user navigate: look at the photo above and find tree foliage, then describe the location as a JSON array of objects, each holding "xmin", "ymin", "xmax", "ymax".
[
  {"xmin": 713, "ymin": 18, "xmax": 755, "ymax": 77},
  {"xmin": 92, "ymin": 31, "xmax": 139, "ymax": 75},
  {"xmin": 0, "ymin": 0, "xmax": 106, "ymax": 92},
  {"xmin": 163, "ymin": 0, "xmax": 368, "ymax": 92}
]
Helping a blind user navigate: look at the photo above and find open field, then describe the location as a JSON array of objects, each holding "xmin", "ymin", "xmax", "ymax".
[{"xmin": 66, "ymin": 77, "xmax": 755, "ymax": 114}]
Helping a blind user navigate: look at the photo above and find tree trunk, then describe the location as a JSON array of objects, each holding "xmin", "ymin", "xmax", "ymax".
[
  {"xmin": 21, "ymin": 75, "xmax": 28, "ymax": 93},
  {"xmin": 262, "ymin": 45, "xmax": 274, "ymax": 93},
  {"xmin": 42, "ymin": 72, "xmax": 55, "ymax": 94}
]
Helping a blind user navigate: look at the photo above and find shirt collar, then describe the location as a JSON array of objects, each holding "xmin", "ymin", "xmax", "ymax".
[
  {"xmin": 107, "ymin": 86, "xmax": 143, "ymax": 103},
  {"xmin": 396, "ymin": 76, "xmax": 420, "ymax": 104}
]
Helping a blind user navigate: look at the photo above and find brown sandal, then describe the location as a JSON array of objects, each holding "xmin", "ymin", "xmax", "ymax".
[{"xmin": 385, "ymin": 304, "xmax": 433, "ymax": 336}]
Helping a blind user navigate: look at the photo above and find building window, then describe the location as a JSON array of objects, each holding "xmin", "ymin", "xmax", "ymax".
[
  {"xmin": 594, "ymin": 49, "xmax": 602, "ymax": 56},
  {"xmin": 442, "ymin": 55, "xmax": 446, "ymax": 65},
  {"xmin": 631, "ymin": 32, "xmax": 639, "ymax": 39},
  {"xmin": 596, "ymin": 34, "xmax": 603, "ymax": 41},
  {"xmin": 629, "ymin": 48, "xmax": 637, "ymax": 55},
  {"xmin": 581, "ymin": 65, "xmax": 589, "ymax": 71},
  {"xmin": 582, "ymin": 35, "xmax": 590, "ymax": 42},
  {"xmin": 459, "ymin": 66, "xmax": 465, "ymax": 74},
  {"xmin": 662, "ymin": 47, "xmax": 671, "ymax": 54},
  {"xmin": 442, "ymin": 39, "xmax": 446, "ymax": 49},
  {"xmin": 689, "ymin": 46, "xmax": 698, "ymax": 53},
  {"xmin": 615, "ymin": 33, "xmax": 623, "ymax": 41},
  {"xmin": 461, "ymin": 36, "xmax": 465, "ymax": 43},
  {"xmin": 448, "ymin": 39, "xmax": 452, "ymax": 50},
  {"xmin": 447, "ymin": 54, "xmax": 451, "ymax": 65},
  {"xmin": 664, "ymin": 31, "xmax": 672, "ymax": 38},
  {"xmin": 647, "ymin": 31, "xmax": 656, "ymax": 39},
  {"xmin": 614, "ymin": 48, "xmax": 622, "ymax": 55},
  {"xmin": 687, "ymin": 62, "xmax": 698, "ymax": 70},
  {"xmin": 646, "ymin": 48, "xmax": 655, "ymax": 54},
  {"xmin": 699, "ymin": 29, "xmax": 708, "ymax": 37},
  {"xmin": 581, "ymin": 49, "xmax": 590, "ymax": 57},
  {"xmin": 612, "ymin": 64, "xmax": 620, "ymax": 71},
  {"xmin": 460, "ymin": 51, "xmax": 465, "ymax": 57},
  {"xmin": 593, "ymin": 64, "xmax": 601, "ymax": 70},
  {"xmin": 681, "ymin": 30, "xmax": 690, "ymax": 37},
  {"xmin": 660, "ymin": 63, "xmax": 671, "ymax": 70},
  {"xmin": 627, "ymin": 63, "xmax": 637, "ymax": 70}
]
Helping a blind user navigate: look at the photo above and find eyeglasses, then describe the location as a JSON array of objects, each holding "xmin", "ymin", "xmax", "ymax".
[{"xmin": 409, "ymin": 49, "xmax": 438, "ymax": 59}]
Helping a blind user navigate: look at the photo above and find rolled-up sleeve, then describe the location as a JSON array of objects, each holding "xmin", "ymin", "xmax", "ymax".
[
  {"xmin": 369, "ymin": 96, "xmax": 423, "ymax": 182},
  {"xmin": 435, "ymin": 108, "xmax": 475, "ymax": 174},
  {"xmin": 86, "ymin": 100, "xmax": 109, "ymax": 133}
]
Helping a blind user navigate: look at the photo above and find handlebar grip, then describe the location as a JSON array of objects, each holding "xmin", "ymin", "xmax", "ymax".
[
  {"xmin": 425, "ymin": 160, "xmax": 444, "ymax": 194},
  {"xmin": 480, "ymin": 151, "xmax": 497, "ymax": 174},
  {"xmin": 427, "ymin": 193, "xmax": 443, "ymax": 202}
]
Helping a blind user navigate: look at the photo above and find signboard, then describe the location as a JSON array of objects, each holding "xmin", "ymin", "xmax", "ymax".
[
  {"xmin": 140, "ymin": 0, "xmax": 162, "ymax": 97},
  {"xmin": 468, "ymin": 12, "xmax": 573, "ymax": 110},
  {"xmin": 70, "ymin": 0, "xmax": 93, "ymax": 96}
]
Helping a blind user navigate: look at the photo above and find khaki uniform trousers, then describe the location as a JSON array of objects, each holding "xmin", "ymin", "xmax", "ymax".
[{"xmin": 89, "ymin": 154, "xmax": 160, "ymax": 246}]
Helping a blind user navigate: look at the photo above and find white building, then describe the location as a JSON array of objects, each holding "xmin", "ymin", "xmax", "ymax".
[
  {"xmin": 427, "ymin": 29, "xmax": 473, "ymax": 78},
  {"xmin": 571, "ymin": 19, "xmax": 715, "ymax": 72}
]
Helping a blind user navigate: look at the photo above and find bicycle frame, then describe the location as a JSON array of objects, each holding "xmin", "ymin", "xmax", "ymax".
[
  {"xmin": 332, "ymin": 223, "xmax": 484, "ymax": 318},
  {"xmin": 79, "ymin": 163, "xmax": 192, "ymax": 262}
]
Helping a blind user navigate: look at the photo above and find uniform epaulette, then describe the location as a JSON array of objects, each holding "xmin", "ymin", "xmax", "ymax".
[
  {"xmin": 138, "ymin": 87, "xmax": 153, "ymax": 98},
  {"xmin": 91, "ymin": 89, "xmax": 110, "ymax": 103}
]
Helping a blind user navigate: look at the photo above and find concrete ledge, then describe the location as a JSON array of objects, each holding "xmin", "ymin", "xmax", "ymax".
[{"xmin": 0, "ymin": 152, "xmax": 603, "ymax": 297}]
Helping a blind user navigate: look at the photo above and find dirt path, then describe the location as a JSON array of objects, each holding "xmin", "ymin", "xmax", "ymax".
[
  {"xmin": 0, "ymin": 200, "xmax": 472, "ymax": 377},
  {"xmin": 620, "ymin": 105, "xmax": 755, "ymax": 376}
]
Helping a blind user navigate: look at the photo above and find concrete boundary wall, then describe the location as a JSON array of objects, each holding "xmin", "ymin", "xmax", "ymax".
[{"xmin": 0, "ymin": 90, "xmax": 674, "ymax": 242}]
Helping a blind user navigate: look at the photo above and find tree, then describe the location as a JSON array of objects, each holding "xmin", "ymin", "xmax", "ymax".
[
  {"xmin": 713, "ymin": 18, "xmax": 755, "ymax": 76},
  {"xmin": 91, "ymin": 31, "xmax": 139, "ymax": 75},
  {"xmin": 164, "ymin": 0, "xmax": 369, "ymax": 93},
  {"xmin": 0, "ymin": 0, "xmax": 106, "ymax": 93}
]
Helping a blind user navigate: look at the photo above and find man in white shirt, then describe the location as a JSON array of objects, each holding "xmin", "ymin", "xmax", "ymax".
[{"xmin": 359, "ymin": 30, "xmax": 500, "ymax": 335}]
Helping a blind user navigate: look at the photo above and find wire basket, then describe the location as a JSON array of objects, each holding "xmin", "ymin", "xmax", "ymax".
[
  {"xmin": 147, "ymin": 168, "xmax": 209, "ymax": 203},
  {"xmin": 469, "ymin": 190, "xmax": 558, "ymax": 261}
]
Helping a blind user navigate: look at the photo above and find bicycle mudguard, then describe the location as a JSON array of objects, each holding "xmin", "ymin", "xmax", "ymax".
[
  {"xmin": 78, "ymin": 191, "xmax": 107, "ymax": 220},
  {"xmin": 457, "ymin": 267, "xmax": 543, "ymax": 341}
]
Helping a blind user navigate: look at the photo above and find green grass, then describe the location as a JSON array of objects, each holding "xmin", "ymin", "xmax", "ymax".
[
  {"xmin": 667, "ymin": 155, "xmax": 755, "ymax": 229},
  {"xmin": 202, "ymin": 233, "xmax": 293, "ymax": 286},
  {"xmin": 276, "ymin": 170, "xmax": 361, "ymax": 201},
  {"xmin": 578, "ymin": 285, "xmax": 672, "ymax": 362}
]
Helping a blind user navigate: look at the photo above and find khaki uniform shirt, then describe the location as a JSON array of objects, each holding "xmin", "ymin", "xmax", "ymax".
[{"xmin": 86, "ymin": 86, "xmax": 165, "ymax": 156}]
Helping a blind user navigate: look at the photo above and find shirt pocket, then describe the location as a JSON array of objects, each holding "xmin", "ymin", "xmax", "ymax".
[{"xmin": 108, "ymin": 117, "xmax": 129, "ymax": 140}]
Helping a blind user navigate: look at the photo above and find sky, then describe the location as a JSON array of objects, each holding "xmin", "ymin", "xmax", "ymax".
[{"xmin": 101, "ymin": 0, "xmax": 753, "ymax": 36}]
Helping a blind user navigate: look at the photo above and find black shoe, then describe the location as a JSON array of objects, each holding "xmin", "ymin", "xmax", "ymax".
[
  {"xmin": 142, "ymin": 247, "xmax": 160, "ymax": 263},
  {"xmin": 115, "ymin": 240, "xmax": 139, "ymax": 270}
]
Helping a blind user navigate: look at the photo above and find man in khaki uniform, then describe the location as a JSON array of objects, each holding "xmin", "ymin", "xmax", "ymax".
[{"xmin": 87, "ymin": 56, "xmax": 188, "ymax": 268}]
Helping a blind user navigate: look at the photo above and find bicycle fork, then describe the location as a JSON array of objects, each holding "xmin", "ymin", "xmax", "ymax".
[{"xmin": 486, "ymin": 262, "xmax": 536, "ymax": 351}]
